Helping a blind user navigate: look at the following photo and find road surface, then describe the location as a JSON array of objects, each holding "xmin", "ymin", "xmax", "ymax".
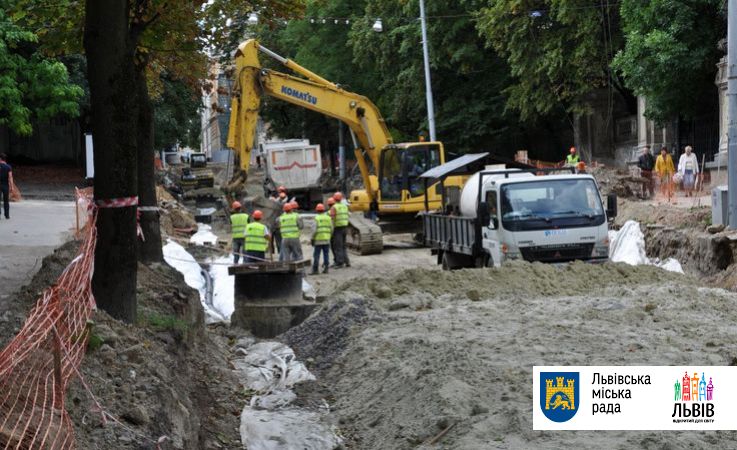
[{"xmin": 0, "ymin": 200, "xmax": 76, "ymax": 306}]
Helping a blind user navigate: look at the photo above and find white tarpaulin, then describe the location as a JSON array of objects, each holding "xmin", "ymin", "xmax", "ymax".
[
  {"xmin": 609, "ymin": 221, "xmax": 683, "ymax": 273},
  {"xmin": 234, "ymin": 341, "xmax": 341, "ymax": 450},
  {"xmin": 189, "ymin": 223, "xmax": 218, "ymax": 246},
  {"xmin": 163, "ymin": 239, "xmax": 226, "ymax": 323},
  {"xmin": 208, "ymin": 256, "xmax": 234, "ymax": 320}
]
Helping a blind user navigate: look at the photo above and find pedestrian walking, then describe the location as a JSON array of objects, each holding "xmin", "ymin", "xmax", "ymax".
[
  {"xmin": 0, "ymin": 154, "xmax": 12, "ymax": 219},
  {"xmin": 637, "ymin": 146, "xmax": 655, "ymax": 199},
  {"xmin": 278, "ymin": 202, "xmax": 304, "ymax": 262},
  {"xmin": 244, "ymin": 210, "xmax": 270, "ymax": 263},
  {"xmin": 229, "ymin": 201, "xmax": 250, "ymax": 264},
  {"xmin": 330, "ymin": 192, "xmax": 351, "ymax": 268},
  {"xmin": 678, "ymin": 145, "xmax": 699, "ymax": 197},
  {"xmin": 655, "ymin": 147, "xmax": 675, "ymax": 202},
  {"xmin": 311, "ymin": 203, "xmax": 333, "ymax": 274}
]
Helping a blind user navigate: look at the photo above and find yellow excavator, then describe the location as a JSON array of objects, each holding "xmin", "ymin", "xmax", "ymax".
[{"xmin": 227, "ymin": 39, "xmax": 462, "ymax": 254}]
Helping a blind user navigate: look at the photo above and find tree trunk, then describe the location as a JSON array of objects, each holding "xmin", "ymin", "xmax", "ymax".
[
  {"xmin": 135, "ymin": 62, "xmax": 163, "ymax": 263},
  {"xmin": 84, "ymin": 0, "xmax": 138, "ymax": 323}
]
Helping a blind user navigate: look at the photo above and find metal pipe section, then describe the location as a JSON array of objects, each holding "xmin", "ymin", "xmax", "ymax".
[
  {"xmin": 729, "ymin": 0, "xmax": 737, "ymax": 227},
  {"xmin": 419, "ymin": 0, "xmax": 437, "ymax": 142}
]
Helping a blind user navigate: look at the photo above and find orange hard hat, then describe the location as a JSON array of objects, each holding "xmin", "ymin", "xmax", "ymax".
[
  {"xmin": 231, "ymin": 201, "xmax": 242, "ymax": 210},
  {"xmin": 277, "ymin": 185, "xmax": 287, "ymax": 193},
  {"xmin": 283, "ymin": 203, "xmax": 292, "ymax": 212},
  {"xmin": 279, "ymin": 192, "xmax": 287, "ymax": 199},
  {"xmin": 316, "ymin": 203, "xmax": 325, "ymax": 212},
  {"xmin": 333, "ymin": 192, "xmax": 343, "ymax": 201},
  {"xmin": 569, "ymin": 147, "xmax": 576, "ymax": 154},
  {"xmin": 253, "ymin": 210, "xmax": 263, "ymax": 220},
  {"xmin": 327, "ymin": 197, "xmax": 336, "ymax": 206}
]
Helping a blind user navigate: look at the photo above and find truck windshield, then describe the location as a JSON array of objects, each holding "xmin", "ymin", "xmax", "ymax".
[{"xmin": 500, "ymin": 179, "xmax": 605, "ymax": 231}]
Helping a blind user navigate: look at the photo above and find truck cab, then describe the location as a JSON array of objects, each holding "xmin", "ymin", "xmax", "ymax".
[
  {"xmin": 478, "ymin": 173, "xmax": 611, "ymax": 267},
  {"xmin": 421, "ymin": 157, "xmax": 616, "ymax": 270}
]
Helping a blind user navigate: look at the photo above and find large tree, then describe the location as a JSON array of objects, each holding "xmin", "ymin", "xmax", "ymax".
[
  {"xmin": 612, "ymin": 0, "xmax": 725, "ymax": 123},
  {"xmin": 476, "ymin": 0, "xmax": 633, "ymax": 120},
  {"xmin": 0, "ymin": 5, "xmax": 81, "ymax": 135}
]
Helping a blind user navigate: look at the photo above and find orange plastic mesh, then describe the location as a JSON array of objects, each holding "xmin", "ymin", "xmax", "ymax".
[{"xmin": 0, "ymin": 189, "xmax": 96, "ymax": 449}]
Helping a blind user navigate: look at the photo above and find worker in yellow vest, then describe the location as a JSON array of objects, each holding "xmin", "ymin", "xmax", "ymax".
[
  {"xmin": 244, "ymin": 210, "xmax": 270, "ymax": 263},
  {"xmin": 329, "ymin": 192, "xmax": 351, "ymax": 268},
  {"xmin": 566, "ymin": 147, "xmax": 580, "ymax": 167},
  {"xmin": 230, "ymin": 201, "xmax": 250, "ymax": 264},
  {"xmin": 326, "ymin": 197, "xmax": 337, "ymax": 264},
  {"xmin": 278, "ymin": 202, "xmax": 304, "ymax": 262},
  {"xmin": 311, "ymin": 203, "xmax": 333, "ymax": 274}
]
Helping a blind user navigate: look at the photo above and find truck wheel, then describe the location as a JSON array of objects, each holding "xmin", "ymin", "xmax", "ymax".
[
  {"xmin": 442, "ymin": 252, "xmax": 451, "ymax": 271},
  {"xmin": 475, "ymin": 253, "xmax": 493, "ymax": 268}
]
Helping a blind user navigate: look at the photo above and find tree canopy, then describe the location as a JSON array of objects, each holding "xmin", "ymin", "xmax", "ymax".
[
  {"xmin": 0, "ymin": 5, "xmax": 82, "ymax": 135},
  {"xmin": 612, "ymin": 0, "xmax": 725, "ymax": 123}
]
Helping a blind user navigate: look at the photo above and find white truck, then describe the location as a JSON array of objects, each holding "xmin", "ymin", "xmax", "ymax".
[
  {"xmin": 421, "ymin": 156, "xmax": 617, "ymax": 269},
  {"xmin": 261, "ymin": 139, "xmax": 323, "ymax": 208}
]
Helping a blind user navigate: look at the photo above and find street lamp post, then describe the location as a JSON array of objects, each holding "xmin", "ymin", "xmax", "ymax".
[
  {"xmin": 419, "ymin": 0, "xmax": 437, "ymax": 142},
  {"xmin": 374, "ymin": 1, "xmax": 437, "ymax": 142}
]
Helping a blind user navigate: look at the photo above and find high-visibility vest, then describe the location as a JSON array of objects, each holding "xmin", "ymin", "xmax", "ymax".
[
  {"xmin": 566, "ymin": 154, "xmax": 580, "ymax": 165},
  {"xmin": 230, "ymin": 213, "xmax": 249, "ymax": 239},
  {"xmin": 279, "ymin": 212, "xmax": 300, "ymax": 239},
  {"xmin": 334, "ymin": 202, "xmax": 349, "ymax": 227},
  {"xmin": 245, "ymin": 222, "xmax": 268, "ymax": 252},
  {"xmin": 314, "ymin": 213, "xmax": 332, "ymax": 241}
]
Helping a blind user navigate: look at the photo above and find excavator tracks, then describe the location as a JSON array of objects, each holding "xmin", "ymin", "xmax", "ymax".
[{"xmin": 346, "ymin": 213, "xmax": 383, "ymax": 255}]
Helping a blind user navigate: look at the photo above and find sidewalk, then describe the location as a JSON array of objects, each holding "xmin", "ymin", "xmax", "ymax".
[{"xmin": 0, "ymin": 200, "xmax": 75, "ymax": 305}]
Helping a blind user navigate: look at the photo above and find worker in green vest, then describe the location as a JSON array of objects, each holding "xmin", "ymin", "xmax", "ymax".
[
  {"xmin": 230, "ymin": 201, "xmax": 250, "ymax": 264},
  {"xmin": 329, "ymin": 192, "xmax": 351, "ymax": 268},
  {"xmin": 244, "ymin": 210, "xmax": 270, "ymax": 263},
  {"xmin": 278, "ymin": 202, "xmax": 304, "ymax": 262},
  {"xmin": 566, "ymin": 147, "xmax": 580, "ymax": 167},
  {"xmin": 311, "ymin": 203, "xmax": 333, "ymax": 274}
]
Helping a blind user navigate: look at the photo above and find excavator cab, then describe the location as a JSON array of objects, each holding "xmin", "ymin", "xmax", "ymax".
[{"xmin": 378, "ymin": 142, "xmax": 444, "ymax": 210}]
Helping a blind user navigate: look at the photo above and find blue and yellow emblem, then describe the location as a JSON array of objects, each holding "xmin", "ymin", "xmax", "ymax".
[{"xmin": 540, "ymin": 372, "xmax": 579, "ymax": 422}]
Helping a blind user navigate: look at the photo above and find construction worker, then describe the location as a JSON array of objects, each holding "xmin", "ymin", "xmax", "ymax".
[
  {"xmin": 327, "ymin": 197, "xmax": 337, "ymax": 264},
  {"xmin": 330, "ymin": 192, "xmax": 351, "ymax": 268},
  {"xmin": 230, "ymin": 201, "xmax": 249, "ymax": 264},
  {"xmin": 244, "ymin": 210, "xmax": 270, "ymax": 263},
  {"xmin": 566, "ymin": 147, "xmax": 580, "ymax": 167},
  {"xmin": 278, "ymin": 202, "xmax": 304, "ymax": 262},
  {"xmin": 311, "ymin": 203, "xmax": 333, "ymax": 274}
]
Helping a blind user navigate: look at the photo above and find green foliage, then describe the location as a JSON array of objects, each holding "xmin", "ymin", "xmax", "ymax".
[
  {"xmin": 87, "ymin": 332, "xmax": 104, "ymax": 351},
  {"xmin": 142, "ymin": 313, "xmax": 189, "ymax": 332},
  {"xmin": 154, "ymin": 75, "xmax": 202, "ymax": 149},
  {"xmin": 612, "ymin": 0, "xmax": 725, "ymax": 123},
  {"xmin": 0, "ymin": 6, "xmax": 82, "ymax": 135},
  {"xmin": 476, "ymin": 0, "xmax": 622, "ymax": 120}
]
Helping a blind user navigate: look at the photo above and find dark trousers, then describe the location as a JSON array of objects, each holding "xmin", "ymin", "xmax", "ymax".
[
  {"xmin": 245, "ymin": 250, "xmax": 265, "ymax": 263},
  {"xmin": 0, "ymin": 185, "xmax": 8, "ymax": 218},
  {"xmin": 232, "ymin": 238, "xmax": 245, "ymax": 264},
  {"xmin": 333, "ymin": 226, "xmax": 350, "ymax": 266},
  {"xmin": 312, "ymin": 245, "xmax": 329, "ymax": 272},
  {"xmin": 641, "ymin": 170, "xmax": 655, "ymax": 198}
]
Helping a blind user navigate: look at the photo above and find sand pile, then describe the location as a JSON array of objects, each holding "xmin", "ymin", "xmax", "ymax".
[{"xmin": 288, "ymin": 262, "xmax": 737, "ymax": 449}]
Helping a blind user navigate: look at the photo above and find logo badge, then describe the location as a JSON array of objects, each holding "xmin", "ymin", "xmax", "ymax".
[{"xmin": 540, "ymin": 372, "xmax": 579, "ymax": 422}]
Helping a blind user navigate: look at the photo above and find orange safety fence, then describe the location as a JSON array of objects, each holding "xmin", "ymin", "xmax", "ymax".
[{"xmin": 0, "ymin": 188, "xmax": 96, "ymax": 449}]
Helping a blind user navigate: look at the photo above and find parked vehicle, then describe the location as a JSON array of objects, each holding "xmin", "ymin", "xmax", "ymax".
[
  {"xmin": 261, "ymin": 139, "xmax": 322, "ymax": 208},
  {"xmin": 422, "ymin": 161, "xmax": 617, "ymax": 270}
]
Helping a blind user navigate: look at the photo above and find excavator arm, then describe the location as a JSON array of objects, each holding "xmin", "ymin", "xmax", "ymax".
[{"xmin": 227, "ymin": 39, "xmax": 393, "ymax": 204}]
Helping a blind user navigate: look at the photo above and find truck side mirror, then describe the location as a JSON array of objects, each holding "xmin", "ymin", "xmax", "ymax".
[
  {"xmin": 606, "ymin": 193, "xmax": 617, "ymax": 218},
  {"xmin": 478, "ymin": 202, "xmax": 490, "ymax": 226}
]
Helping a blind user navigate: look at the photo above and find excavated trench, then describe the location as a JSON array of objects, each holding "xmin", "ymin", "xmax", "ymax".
[{"xmin": 643, "ymin": 226, "xmax": 736, "ymax": 276}]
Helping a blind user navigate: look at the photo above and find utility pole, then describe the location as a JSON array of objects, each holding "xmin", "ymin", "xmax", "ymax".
[
  {"xmin": 419, "ymin": 0, "xmax": 436, "ymax": 142},
  {"xmin": 729, "ymin": 0, "xmax": 737, "ymax": 227}
]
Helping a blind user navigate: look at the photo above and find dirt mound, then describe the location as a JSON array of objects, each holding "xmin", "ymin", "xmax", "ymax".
[
  {"xmin": 343, "ymin": 260, "xmax": 685, "ymax": 303},
  {"xmin": 281, "ymin": 297, "xmax": 380, "ymax": 374},
  {"xmin": 302, "ymin": 263, "xmax": 737, "ymax": 449},
  {"xmin": 614, "ymin": 198, "xmax": 710, "ymax": 229},
  {"xmin": 0, "ymin": 240, "xmax": 243, "ymax": 449}
]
